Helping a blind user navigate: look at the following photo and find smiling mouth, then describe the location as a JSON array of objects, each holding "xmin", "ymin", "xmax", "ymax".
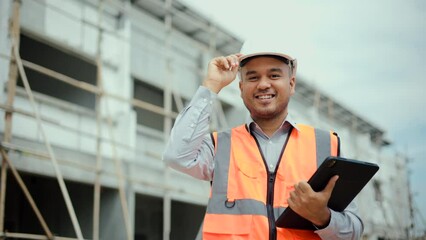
[{"xmin": 256, "ymin": 94, "xmax": 275, "ymax": 99}]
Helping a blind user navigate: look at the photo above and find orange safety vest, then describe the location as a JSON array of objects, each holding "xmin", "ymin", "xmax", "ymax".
[{"xmin": 202, "ymin": 124, "xmax": 340, "ymax": 240}]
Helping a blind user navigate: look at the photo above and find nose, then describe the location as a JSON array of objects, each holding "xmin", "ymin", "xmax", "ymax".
[{"xmin": 257, "ymin": 76, "xmax": 271, "ymax": 90}]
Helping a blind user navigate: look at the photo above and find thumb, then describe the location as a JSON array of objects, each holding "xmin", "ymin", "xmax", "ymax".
[
  {"xmin": 323, "ymin": 175, "xmax": 339, "ymax": 196},
  {"xmin": 231, "ymin": 64, "xmax": 239, "ymax": 74}
]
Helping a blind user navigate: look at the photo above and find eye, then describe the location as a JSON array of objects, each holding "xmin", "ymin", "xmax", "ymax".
[
  {"xmin": 270, "ymin": 74, "xmax": 281, "ymax": 79},
  {"xmin": 247, "ymin": 76, "xmax": 258, "ymax": 81}
]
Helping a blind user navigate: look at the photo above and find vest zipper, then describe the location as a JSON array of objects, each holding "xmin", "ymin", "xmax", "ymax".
[
  {"xmin": 267, "ymin": 172, "xmax": 277, "ymax": 240},
  {"xmin": 252, "ymin": 144, "xmax": 280, "ymax": 240},
  {"xmin": 250, "ymin": 127, "xmax": 293, "ymax": 240},
  {"xmin": 252, "ymin": 137, "xmax": 278, "ymax": 240}
]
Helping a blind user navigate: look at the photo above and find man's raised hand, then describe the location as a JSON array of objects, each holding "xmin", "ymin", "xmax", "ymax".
[{"xmin": 203, "ymin": 53, "xmax": 242, "ymax": 94}]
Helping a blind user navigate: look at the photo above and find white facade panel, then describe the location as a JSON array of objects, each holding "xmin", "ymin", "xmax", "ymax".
[
  {"xmin": 81, "ymin": 11, "xmax": 99, "ymax": 57},
  {"xmin": 20, "ymin": 0, "xmax": 46, "ymax": 35},
  {"xmin": 45, "ymin": 1, "xmax": 83, "ymax": 48}
]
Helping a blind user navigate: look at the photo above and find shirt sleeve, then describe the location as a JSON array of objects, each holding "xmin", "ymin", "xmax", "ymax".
[
  {"xmin": 315, "ymin": 201, "xmax": 364, "ymax": 239},
  {"xmin": 162, "ymin": 86, "xmax": 216, "ymax": 181}
]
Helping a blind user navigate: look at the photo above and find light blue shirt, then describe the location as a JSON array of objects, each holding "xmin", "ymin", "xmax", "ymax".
[{"xmin": 248, "ymin": 119, "xmax": 298, "ymax": 172}]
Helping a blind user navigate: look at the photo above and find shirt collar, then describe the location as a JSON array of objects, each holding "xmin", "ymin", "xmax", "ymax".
[{"xmin": 245, "ymin": 114, "xmax": 299, "ymax": 134}]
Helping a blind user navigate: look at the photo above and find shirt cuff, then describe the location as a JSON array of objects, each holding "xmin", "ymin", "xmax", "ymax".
[
  {"xmin": 314, "ymin": 209, "xmax": 339, "ymax": 236},
  {"xmin": 198, "ymin": 85, "xmax": 218, "ymax": 101}
]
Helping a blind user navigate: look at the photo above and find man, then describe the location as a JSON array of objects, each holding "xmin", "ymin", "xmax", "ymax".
[{"xmin": 163, "ymin": 42, "xmax": 363, "ymax": 239}]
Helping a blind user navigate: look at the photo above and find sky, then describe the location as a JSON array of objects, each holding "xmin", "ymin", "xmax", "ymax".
[{"xmin": 180, "ymin": 0, "xmax": 426, "ymax": 232}]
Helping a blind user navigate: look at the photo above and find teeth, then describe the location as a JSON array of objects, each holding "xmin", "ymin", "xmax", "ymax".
[{"xmin": 258, "ymin": 95, "xmax": 272, "ymax": 99}]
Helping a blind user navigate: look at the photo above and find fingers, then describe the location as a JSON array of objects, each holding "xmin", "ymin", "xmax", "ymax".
[
  {"xmin": 288, "ymin": 181, "xmax": 310, "ymax": 208},
  {"xmin": 323, "ymin": 175, "xmax": 339, "ymax": 196},
  {"xmin": 294, "ymin": 181, "xmax": 310, "ymax": 194},
  {"xmin": 213, "ymin": 54, "xmax": 240, "ymax": 71},
  {"xmin": 203, "ymin": 53, "xmax": 242, "ymax": 93},
  {"xmin": 287, "ymin": 177, "xmax": 337, "ymax": 225},
  {"xmin": 287, "ymin": 191, "xmax": 296, "ymax": 207},
  {"xmin": 294, "ymin": 175, "xmax": 338, "ymax": 195}
]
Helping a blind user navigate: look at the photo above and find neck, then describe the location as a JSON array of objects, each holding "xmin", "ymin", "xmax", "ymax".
[{"xmin": 253, "ymin": 113, "xmax": 287, "ymax": 137}]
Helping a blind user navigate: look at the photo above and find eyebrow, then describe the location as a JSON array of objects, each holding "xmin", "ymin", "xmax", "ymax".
[
  {"xmin": 269, "ymin": 68, "xmax": 284, "ymax": 73},
  {"xmin": 245, "ymin": 70, "xmax": 257, "ymax": 76},
  {"xmin": 245, "ymin": 68, "xmax": 284, "ymax": 76}
]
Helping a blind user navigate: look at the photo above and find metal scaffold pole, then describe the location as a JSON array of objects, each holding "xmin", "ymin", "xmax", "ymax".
[
  {"xmin": 92, "ymin": 0, "xmax": 105, "ymax": 239},
  {"xmin": 0, "ymin": 0, "xmax": 20, "ymax": 234},
  {"xmin": 163, "ymin": 0, "xmax": 174, "ymax": 239}
]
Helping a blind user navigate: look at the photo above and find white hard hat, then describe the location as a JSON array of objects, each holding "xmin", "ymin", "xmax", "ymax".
[{"xmin": 239, "ymin": 39, "xmax": 297, "ymax": 76}]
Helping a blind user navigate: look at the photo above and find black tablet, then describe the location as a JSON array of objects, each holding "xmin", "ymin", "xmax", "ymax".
[{"xmin": 275, "ymin": 156, "xmax": 379, "ymax": 230}]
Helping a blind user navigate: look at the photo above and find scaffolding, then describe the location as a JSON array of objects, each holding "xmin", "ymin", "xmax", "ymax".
[
  {"xmin": 1, "ymin": 1, "xmax": 123, "ymax": 239},
  {"xmin": 0, "ymin": 0, "xmax": 238, "ymax": 239}
]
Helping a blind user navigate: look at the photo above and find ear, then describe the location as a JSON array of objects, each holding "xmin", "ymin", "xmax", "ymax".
[
  {"xmin": 239, "ymin": 80, "xmax": 243, "ymax": 97},
  {"xmin": 289, "ymin": 76, "xmax": 296, "ymax": 95}
]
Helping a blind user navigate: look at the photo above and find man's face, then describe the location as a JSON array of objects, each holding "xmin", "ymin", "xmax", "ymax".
[{"xmin": 239, "ymin": 56, "xmax": 296, "ymax": 121}]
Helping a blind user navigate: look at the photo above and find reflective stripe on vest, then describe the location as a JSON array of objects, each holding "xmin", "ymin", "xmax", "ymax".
[{"xmin": 203, "ymin": 124, "xmax": 339, "ymax": 239}]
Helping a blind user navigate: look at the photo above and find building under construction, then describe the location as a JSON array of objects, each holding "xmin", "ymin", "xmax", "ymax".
[{"xmin": 0, "ymin": 0, "xmax": 423, "ymax": 239}]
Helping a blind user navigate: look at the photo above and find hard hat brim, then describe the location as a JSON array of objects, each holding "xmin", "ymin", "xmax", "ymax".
[{"xmin": 239, "ymin": 52, "xmax": 295, "ymax": 67}]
